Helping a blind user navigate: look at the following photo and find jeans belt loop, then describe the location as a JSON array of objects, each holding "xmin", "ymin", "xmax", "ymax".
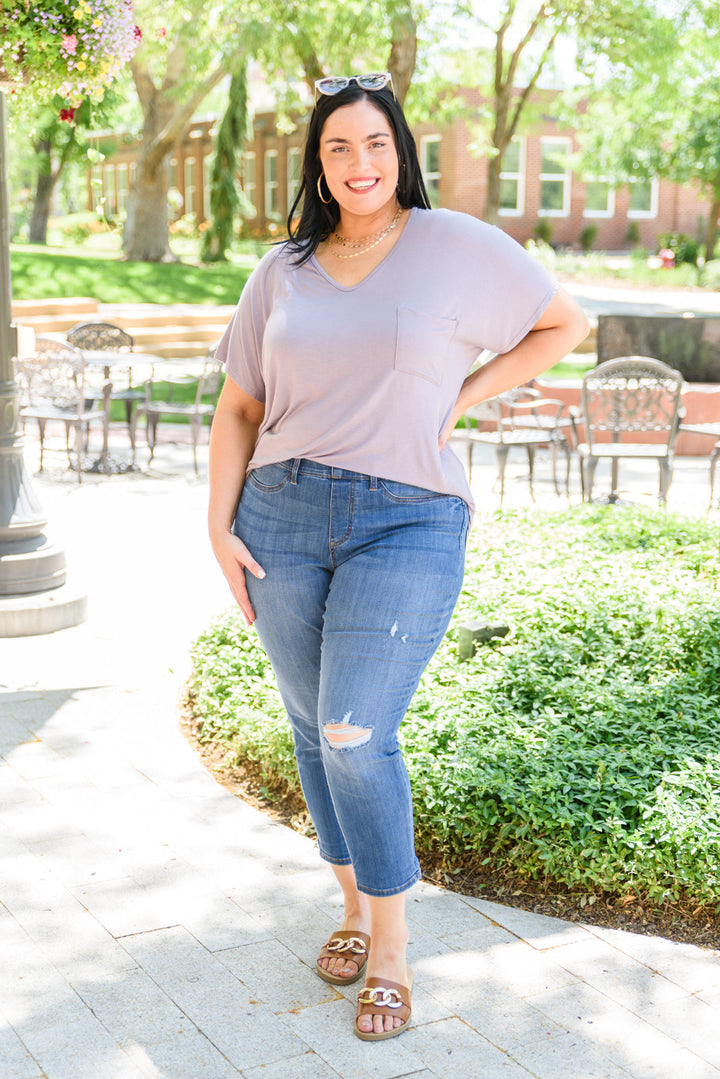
[
  {"xmin": 290, "ymin": 458, "xmax": 301, "ymax": 485},
  {"xmin": 369, "ymin": 475, "xmax": 378, "ymax": 490}
]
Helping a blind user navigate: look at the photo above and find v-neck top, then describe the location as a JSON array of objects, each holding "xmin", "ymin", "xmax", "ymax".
[{"xmin": 216, "ymin": 207, "xmax": 557, "ymax": 509}]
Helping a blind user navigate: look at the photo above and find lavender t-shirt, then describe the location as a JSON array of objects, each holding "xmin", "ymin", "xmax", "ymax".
[{"xmin": 216, "ymin": 207, "xmax": 557, "ymax": 508}]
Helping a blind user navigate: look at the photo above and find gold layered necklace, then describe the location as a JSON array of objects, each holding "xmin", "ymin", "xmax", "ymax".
[{"xmin": 329, "ymin": 206, "xmax": 404, "ymax": 259}]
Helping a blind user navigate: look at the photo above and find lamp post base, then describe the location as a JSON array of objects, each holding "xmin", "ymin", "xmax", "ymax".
[
  {"xmin": 0, "ymin": 385, "xmax": 88, "ymax": 634},
  {"xmin": 0, "ymin": 581, "xmax": 87, "ymax": 637}
]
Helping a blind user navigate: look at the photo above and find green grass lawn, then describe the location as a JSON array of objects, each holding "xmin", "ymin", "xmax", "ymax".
[
  {"xmin": 10, "ymin": 245, "xmax": 261, "ymax": 305},
  {"xmin": 188, "ymin": 506, "xmax": 720, "ymax": 936}
]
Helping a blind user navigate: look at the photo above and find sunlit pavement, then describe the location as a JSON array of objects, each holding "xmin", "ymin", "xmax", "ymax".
[{"xmin": 1, "ymin": 426, "xmax": 719, "ymax": 1079}]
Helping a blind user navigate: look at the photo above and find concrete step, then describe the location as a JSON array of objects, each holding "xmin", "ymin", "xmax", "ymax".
[
  {"xmin": 11, "ymin": 297, "xmax": 99, "ymax": 318},
  {"xmin": 99, "ymin": 304, "xmax": 237, "ymax": 328},
  {"xmin": 124, "ymin": 324, "xmax": 230, "ymax": 347}
]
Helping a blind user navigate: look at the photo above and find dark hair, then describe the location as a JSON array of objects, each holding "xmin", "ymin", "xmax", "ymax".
[{"xmin": 286, "ymin": 85, "xmax": 431, "ymax": 264}]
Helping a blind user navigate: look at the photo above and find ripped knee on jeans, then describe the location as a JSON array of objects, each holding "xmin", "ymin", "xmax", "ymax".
[{"xmin": 323, "ymin": 713, "xmax": 373, "ymax": 750}]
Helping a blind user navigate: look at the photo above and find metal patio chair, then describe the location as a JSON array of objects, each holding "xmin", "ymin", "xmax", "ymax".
[
  {"xmin": 570, "ymin": 356, "xmax": 684, "ymax": 505},
  {"xmin": 67, "ymin": 321, "xmax": 146, "ymax": 458},
  {"xmin": 453, "ymin": 394, "xmax": 572, "ymax": 507},
  {"xmin": 16, "ymin": 337, "xmax": 111, "ymax": 482},
  {"xmin": 144, "ymin": 346, "xmax": 223, "ymax": 475}
]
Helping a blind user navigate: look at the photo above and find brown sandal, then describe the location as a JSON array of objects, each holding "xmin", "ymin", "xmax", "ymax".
[
  {"xmin": 316, "ymin": 930, "xmax": 370, "ymax": 985},
  {"xmin": 355, "ymin": 971, "xmax": 413, "ymax": 1041}
]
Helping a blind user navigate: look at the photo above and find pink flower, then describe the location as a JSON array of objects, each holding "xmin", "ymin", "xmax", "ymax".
[
  {"xmin": 134, "ymin": 25, "xmax": 142, "ymax": 40},
  {"xmin": 61, "ymin": 33, "xmax": 78, "ymax": 54},
  {"xmin": 159, "ymin": 27, "xmax": 166, "ymax": 37}
]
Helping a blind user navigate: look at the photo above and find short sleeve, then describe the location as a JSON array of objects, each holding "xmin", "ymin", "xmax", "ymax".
[
  {"xmin": 215, "ymin": 248, "xmax": 281, "ymax": 403},
  {"xmin": 447, "ymin": 214, "xmax": 558, "ymax": 356}
]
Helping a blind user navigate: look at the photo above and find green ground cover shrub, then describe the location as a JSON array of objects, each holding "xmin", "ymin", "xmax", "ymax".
[{"xmin": 190, "ymin": 505, "xmax": 720, "ymax": 911}]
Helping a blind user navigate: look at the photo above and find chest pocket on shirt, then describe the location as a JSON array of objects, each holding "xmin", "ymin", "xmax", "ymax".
[{"xmin": 395, "ymin": 306, "xmax": 458, "ymax": 386}]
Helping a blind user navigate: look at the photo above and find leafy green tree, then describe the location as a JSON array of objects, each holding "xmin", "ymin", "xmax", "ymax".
[
  {"xmin": 443, "ymin": 0, "xmax": 675, "ymax": 224},
  {"xmin": 125, "ymin": 0, "xmax": 420, "ymax": 262},
  {"xmin": 200, "ymin": 62, "xmax": 248, "ymax": 263},
  {"xmin": 572, "ymin": 0, "xmax": 720, "ymax": 260},
  {"xmin": 25, "ymin": 95, "xmax": 118, "ymax": 244}
]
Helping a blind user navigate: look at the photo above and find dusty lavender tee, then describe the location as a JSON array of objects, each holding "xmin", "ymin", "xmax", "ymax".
[{"xmin": 216, "ymin": 207, "xmax": 557, "ymax": 507}]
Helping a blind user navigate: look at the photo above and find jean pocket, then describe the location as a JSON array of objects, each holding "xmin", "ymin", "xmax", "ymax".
[
  {"xmin": 394, "ymin": 306, "xmax": 458, "ymax": 386},
  {"xmin": 378, "ymin": 478, "xmax": 448, "ymax": 503},
  {"xmin": 248, "ymin": 461, "xmax": 292, "ymax": 492}
]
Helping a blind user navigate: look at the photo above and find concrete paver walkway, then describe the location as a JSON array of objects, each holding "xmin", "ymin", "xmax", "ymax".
[{"xmin": 2, "ymin": 436, "xmax": 720, "ymax": 1079}]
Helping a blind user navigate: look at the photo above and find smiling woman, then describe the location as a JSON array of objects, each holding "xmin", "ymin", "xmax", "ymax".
[{"xmin": 207, "ymin": 73, "xmax": 588, "ymax": 1045}]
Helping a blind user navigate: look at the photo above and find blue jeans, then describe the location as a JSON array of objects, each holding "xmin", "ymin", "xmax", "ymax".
[{"xmin": 234, "ymin": 459, "xmax": 469, "ymax": 897}]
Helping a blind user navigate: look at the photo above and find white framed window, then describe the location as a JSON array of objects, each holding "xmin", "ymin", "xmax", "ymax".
[
  {"xmin": 90, "ymin": 165, "xmax": 103, "ymax": 212},
  {"xmin": 627, "ymin": 177, "xmax": 658, "ymax": 219},
  {"xmin": 498, "ymin": 137, "xmax": 525, "ymax": 216},
  {"xmin": 116, "ymin": 163, "xmax": 129, "ymax": 215},
  {"xmin": 242, "ymin": 152, "xmax": 257, "ymax": 217},
  {"xmin": 287, "ymin": 147, "xmax": 302, "ymax": 213},
  {"xmin": 264, "ymin": 149, "xmax": 279, "ymax": 219},
  {"xmin": 103, "ymin": 165, "xmax": 117, "ymax": 216},
  {"xmin": 583, "ymin": 178, "xmax": 615, "ymax": 219},
  {"xmin": 203, "ymin": 154, "xmax": 212, "ymax": 220},
  {"xmin": 184, "ymin": 156, "xmax": 196, "ymax": 215},
  {"xmin": 539, "ymin": 137, "xmax": 571, "ymax": 217},
  {"xmin": 420, "ymin": 135, "xmax": 441, "ymax": 207}
]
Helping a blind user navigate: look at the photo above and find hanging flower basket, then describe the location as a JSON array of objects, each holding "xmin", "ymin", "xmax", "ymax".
[{"xmin": 0, "ymin": 1, "xmax": 140, "ymax": 107}]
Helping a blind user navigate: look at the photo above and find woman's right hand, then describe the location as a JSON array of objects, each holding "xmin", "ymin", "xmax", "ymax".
[{"xmin": 210, "ymin": 530, "xmax": 265, "ymax": 625}]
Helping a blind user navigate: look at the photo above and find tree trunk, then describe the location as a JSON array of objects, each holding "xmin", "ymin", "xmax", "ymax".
[
  {"xmin": 705, "ymin": 187, "xmax": 720, "ymax": 262},
  {"xmin": 123, "ymin": 147, "xmax": 174, "ymax": 262},
  {"xmin": 28, "ymin": 150, "xmax": 56, "ymax": 245},
  {"xmin": 387, "ymin": 4, "xmax": 417, "ymax": 107},
  {"xmin": 485, "ymin": 154, "xmax": 502, "ymax": 226}
]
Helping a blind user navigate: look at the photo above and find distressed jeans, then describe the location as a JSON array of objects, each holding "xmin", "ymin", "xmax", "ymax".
[{"xmin": 234, "ymin": 459, "xmax": 469, "ymax": 897}]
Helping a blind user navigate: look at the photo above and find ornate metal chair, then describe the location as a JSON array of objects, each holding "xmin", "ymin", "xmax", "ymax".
[
  {"xmin": 16, "ymin": 336, "xmax": 111, "ymax": 482},
  {"xmin": 453, "ymin": 393, "xmax": 571, "ymax": 507},
  {"xmin": 570, "ymin": 356, "xmax": 684, "ymax": 505},
  {"xmin": 144, "ymin": 346, "xmax": 223, "ymax": 475},
  {"xmin": 66, "ymin": 321, "xmax": 145, "ymax": 458}
]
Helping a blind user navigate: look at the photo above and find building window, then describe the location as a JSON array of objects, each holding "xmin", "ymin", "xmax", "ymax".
[
  {"xmin": 242, "ymin": 152, "xmax": 257, "ymax": 218},
  {"xmin": 498, "ymin": 137, "xmax": 525, "ymax": 216},
  {"xmin": 90, "ymin": 165, "xmax": 103, "ymax": 212},
  {"xmin": 103, "ymin": 165, "xmax": 117, "ymax": 216},
  {"xmin": 583, "ymin": 179, "xmax": 615, "ymax": 218},
  {"xmin": 627, "ymin": 177, "xmax": 658, "ymax": 219},
  {"xmin": 287, "ymin": 147, "xmax": 301, "ymax": 214},
  {"xmin": 116, "ymin": 163, "xmax": 129, "ymax": 215},
  {"xmin": 203, "ymin": 154, "xmax": 212, "ymax": 220},
  {"xmin": 539, "ymin": 137, "xmax": 571, "ymax": 217},
  {"xmin": 264, "ymin": 149, "xmax": 279, "ymax": 219},
  {"xmin": 184, "ymin": 156, "xmax": 196, "ymax": 215},
  {"xmin": 420, "ymin": 135, "xmax": 441, "ymax": 207}
]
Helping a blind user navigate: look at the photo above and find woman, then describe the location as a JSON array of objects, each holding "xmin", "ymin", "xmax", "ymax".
[{"xmin": 208, "ymin": 72, "xmax": 589, "ymax": 1042}]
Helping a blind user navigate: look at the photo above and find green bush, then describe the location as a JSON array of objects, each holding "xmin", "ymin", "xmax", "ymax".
[
  {"xmin": 534, "ymin": 219, "xmax": 553, "ymax": 245},
  {"xmin": 657, "ymin": 231, "xmax": 700, "ymax": 266},
  {"xmin": 579, "ymin": 225, "xmax": 598, "ymax": 253},
  {"xmin": 189, "ymin": 506, "xmax": 720, "ymax": 911}
]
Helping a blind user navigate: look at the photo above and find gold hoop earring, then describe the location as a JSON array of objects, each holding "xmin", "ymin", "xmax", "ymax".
[{"xmin": 317, "ymin": 173, "xmax": 333, "ymax": 204}]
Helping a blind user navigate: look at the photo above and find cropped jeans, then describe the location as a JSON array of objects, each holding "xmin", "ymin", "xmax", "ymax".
[{"xmin": 234, "ymin": 458, "xmax": 469, "ymax": 897}]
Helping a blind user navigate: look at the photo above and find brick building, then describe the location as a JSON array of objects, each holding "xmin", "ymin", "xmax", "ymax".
[{"xmin": 87, "ymin": 96, "xmax": 712, "ymax": 252}]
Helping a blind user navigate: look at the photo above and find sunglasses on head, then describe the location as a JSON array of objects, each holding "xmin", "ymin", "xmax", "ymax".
[{"xmin": 314, "ymin": 72, "xmax": 395, "ymax": 102}]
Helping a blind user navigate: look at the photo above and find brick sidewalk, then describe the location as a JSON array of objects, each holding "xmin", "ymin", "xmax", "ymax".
[{"xmin": 1, "ymin": 452, "xmax": 719, "ymax": 1079}]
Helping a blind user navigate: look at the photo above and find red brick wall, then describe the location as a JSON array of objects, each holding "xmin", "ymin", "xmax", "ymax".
[{"xmin": 89, "ymin": 98, "xmax": 714, "ymax": 251}]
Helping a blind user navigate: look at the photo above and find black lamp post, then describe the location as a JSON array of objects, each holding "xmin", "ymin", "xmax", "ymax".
[{"xmin": 0, "ymin": 90, "xmax": 85, "ymax": 633}]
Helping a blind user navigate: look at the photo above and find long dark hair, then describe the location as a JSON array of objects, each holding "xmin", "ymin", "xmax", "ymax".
[{"xmin": 286, "ymin": 85, "xmax": 431, "ymax": 264}]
